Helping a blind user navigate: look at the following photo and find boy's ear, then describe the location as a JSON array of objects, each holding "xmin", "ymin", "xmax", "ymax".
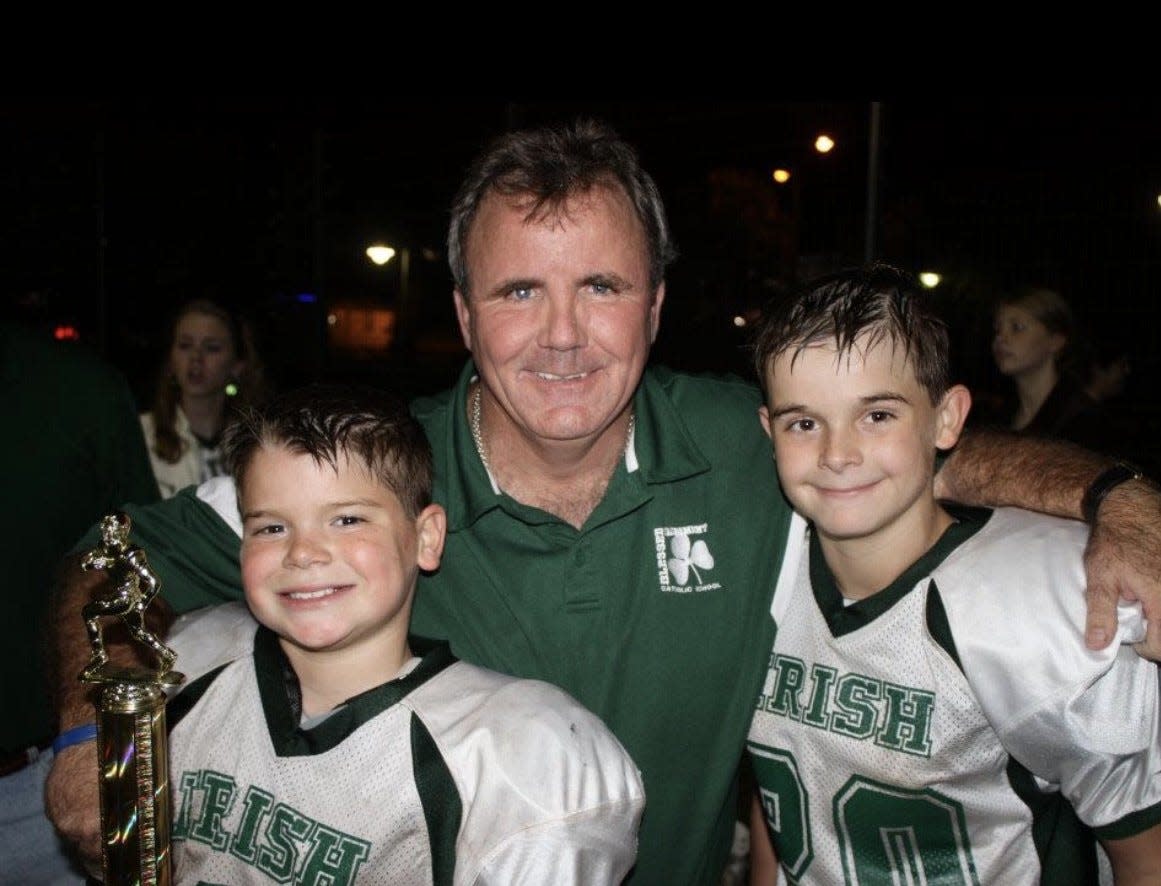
[
  {"xmin": 934, "ymin": 385, "xmax": 972, "ymax": 450},
  {"xmin": 415, "ymin": 504, "xmax": 447, "ymax": 572},
  {"xmin": 758, "ymin": 404, "xmax": 774, "ymax": 441}
]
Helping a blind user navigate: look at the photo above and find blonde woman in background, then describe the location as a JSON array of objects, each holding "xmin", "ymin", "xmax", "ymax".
[{"xmin": 141, "ymin": 299, "xmax": 264, "ymax": 497}]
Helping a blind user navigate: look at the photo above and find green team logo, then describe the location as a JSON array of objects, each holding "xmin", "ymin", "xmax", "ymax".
[
  {"xmin": 653, "ymin": 523, "xmax": 722, "ymax": 593},
  {"xmin": 174, "ymin": 769, "xmax": 371, "ymax": 885},
  {"xmin": 755, "ymin": 653, "xmax": 935, "ymax": 758}
]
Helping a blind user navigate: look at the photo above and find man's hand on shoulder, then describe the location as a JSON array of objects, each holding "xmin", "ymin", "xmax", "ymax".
[
  {"xmin": 1084, "ymin": 478, "xmax": 1161, "ymax": 660},
  {"xmin": 937, "ymin": 430, "xmax": 1161, "ymax": 661}
]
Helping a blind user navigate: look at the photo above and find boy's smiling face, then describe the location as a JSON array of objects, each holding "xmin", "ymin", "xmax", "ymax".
[
  {"xmin": 239, "ymin": 444, "xmax": 444, "ymax": 660},
  {"xmin": 760, "ymin": 334, "xmax": 970, "ymax": 554}
]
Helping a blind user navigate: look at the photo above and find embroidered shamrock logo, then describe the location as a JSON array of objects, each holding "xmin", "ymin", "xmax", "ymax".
[{"xmin": 667, "ymin": 530, "xmax": 715, "ymax": 587}]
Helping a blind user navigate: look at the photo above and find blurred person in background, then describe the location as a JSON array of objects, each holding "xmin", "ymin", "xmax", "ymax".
[
  {"xmin": 0, "ymin": 320, "xmax": 159, "ymax": 883},
  {"xmin": 991, "ymin": 287, "xmax": 1091, "ymax": 437},
  {"xmin": 1085, "ymin": 346, "xmax": 1132, "ymax": 405},
  {"xmin": 992, "ymin": 288, "xmax": 1153, "ymax": 474},
  {"xmin": 1076, "ymin": 339, "xmax": 1157, "ymax": 476},
  {"xmin": 140, "ymin": 298, "xmax": 265, "ymax": 497}
]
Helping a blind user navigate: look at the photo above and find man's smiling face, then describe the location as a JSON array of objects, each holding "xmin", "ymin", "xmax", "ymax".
[{"xmin": 453, "ymin": 184, "xmax": 664, "ymax": 449}]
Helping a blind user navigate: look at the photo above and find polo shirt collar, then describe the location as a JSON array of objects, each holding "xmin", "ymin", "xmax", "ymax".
[{"xmin": 442, "ymin": 361, "xmax": 710, "ymax": 531}]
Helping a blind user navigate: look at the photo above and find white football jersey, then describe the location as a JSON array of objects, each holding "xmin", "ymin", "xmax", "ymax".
[
  {"xmin": 748, "ymin": 507, "xmax": 1160, "ymax": 885},
  {"xmin": 165, "ymin": 603, "xmax": 644, "ymax": 885}
]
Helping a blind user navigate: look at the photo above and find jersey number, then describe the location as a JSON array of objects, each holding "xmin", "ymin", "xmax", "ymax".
[{"xmin": 749, "ymin": 743, "xmax": 980, "ymax": 885}]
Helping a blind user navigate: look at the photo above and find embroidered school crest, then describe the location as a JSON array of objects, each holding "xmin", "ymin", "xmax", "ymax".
[{"xmin": 654, "ymin": 524, "xmax": 722, "ymax": 593}]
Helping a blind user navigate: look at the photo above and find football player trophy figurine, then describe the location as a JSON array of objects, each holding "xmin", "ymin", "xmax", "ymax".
[{"xmin": 80, "ymin": 512, "xmax": 184, "ymax": 886}]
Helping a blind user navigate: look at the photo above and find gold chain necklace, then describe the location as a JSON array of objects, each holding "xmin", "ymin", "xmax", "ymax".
[
  {"xmin": 470, "ymin": 382, "xmax": 492, "ymax": 476},
  {"xmin": 469, "ymin": 383, "xmax": 635, "ymax": 479}
]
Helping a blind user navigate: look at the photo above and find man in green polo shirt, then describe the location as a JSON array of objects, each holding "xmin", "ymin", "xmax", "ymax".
[{"xmin": 48, "ymin": 120, "xmax": 1161, "ymax": 884}]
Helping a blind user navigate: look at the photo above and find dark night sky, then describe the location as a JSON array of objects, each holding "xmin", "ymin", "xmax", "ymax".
[{"xmin": 4, "ymin": 97, "xmax": 1160, "ymax": 404}]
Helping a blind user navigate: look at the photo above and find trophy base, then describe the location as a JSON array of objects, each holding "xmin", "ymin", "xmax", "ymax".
[{"xmin": 81, "ymin": 665, "xmax": 185, "ymax": 688}]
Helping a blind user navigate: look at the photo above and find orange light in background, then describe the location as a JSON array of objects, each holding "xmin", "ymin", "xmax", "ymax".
[
  {"xmin": 54, "ymin": 325, "xmax": 80, "ymax": 341},
  {"xmin": 327, "ymin": 306, "xmax": 397, "ymax": 352},
  {"xmin": 814, "ymin": 134, "xmax": 835, "ymax": 154},
  {"xmin": 771, "ymin": 169, "xmax": 791, "ymax": 184}
]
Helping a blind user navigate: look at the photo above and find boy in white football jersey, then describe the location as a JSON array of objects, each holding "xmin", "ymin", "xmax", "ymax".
[
  {"xmin": 164, "ymin": 385, "xmax": 644, "ymax": 885},
  {"xmin": 746, "ymin": 264, "xmax": 1161, "ymax": 884}
]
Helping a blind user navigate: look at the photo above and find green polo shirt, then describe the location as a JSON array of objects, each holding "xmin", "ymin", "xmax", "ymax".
[
  {"xmin": 90, "ymin": 361, "xmax": 791, "ymax": 885},
  {"xmin": 411, "ymin": 363, "xmax": 789, "ymax": 885}
]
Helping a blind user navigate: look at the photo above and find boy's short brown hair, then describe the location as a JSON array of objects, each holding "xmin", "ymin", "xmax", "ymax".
[
  {"xmin": 223, "ymin": 384, "xmax": 433, "ymax": 518},
  {"xmin": 752, "ymin": 263, "xmax": 951, "ymax": 404}
]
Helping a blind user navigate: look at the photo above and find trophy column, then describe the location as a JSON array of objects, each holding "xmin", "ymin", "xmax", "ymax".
[
  {"xmin": 79, "ymin": 512, "xmax": 183, "ymax": 886},
  {"xmin": 89, "ymin": 678, "xmax": 179, "ymax": 885}
]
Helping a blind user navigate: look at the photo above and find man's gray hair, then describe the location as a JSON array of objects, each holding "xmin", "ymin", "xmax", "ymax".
[{"xmin": 447, "ymin": 119, "xmax": 677, "ymax": 297}]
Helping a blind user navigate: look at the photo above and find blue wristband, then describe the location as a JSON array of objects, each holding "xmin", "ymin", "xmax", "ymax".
[{"xmin": 52, "ymin": 723, "xmax": 98, "ymax": 754}]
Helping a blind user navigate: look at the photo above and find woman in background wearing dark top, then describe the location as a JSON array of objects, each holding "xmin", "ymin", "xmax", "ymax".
[
  {"xmin": 992, "ymin": 287, "xmax": 1095, "ymax": 437},
  {"xmin": 989, "ymin": 287, "xmax": 1151, "ymax": 472}
]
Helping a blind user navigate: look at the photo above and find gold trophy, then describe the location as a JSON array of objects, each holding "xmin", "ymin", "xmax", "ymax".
[{"xmin": 80, "ymin": 512, "xmax": 184, "ymax": 885}]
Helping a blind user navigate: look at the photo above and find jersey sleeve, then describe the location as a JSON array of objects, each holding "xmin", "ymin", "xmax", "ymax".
[
  {"xmin": 938, "ymin": 509, "xmax": 1161, "ymax": 836},
  {"xmin": 72, "ymin": 477, "xmax": 244, "ymax": 614},
  {"xmin": 998, "ymin": 632, "xmax": 1161, "ymax": 838},
  {"xmin": 165, "ymin": 601, "xmax": 257, "ymax": 687},
  {"xmin": 464, "ymin": 680, "xmax": 644, "ymax": 885},
  {"xmin": 470, "ymin": 800, "xmax": 644, "ymax": 885},
  {"xmin": 410, "ymin": 669, "xmax": 645, "ymax": 884}
]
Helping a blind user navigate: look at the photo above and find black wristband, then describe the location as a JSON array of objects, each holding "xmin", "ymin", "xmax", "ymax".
[{"xmin": 1082, "ymin": 462, "xmax": 1143, "ymax": 524}]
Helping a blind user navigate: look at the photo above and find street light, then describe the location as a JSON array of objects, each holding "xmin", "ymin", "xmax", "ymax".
[
  {"xmin": 366, "ymin": 245, "xmax": 396, "ymax": 265},
  {"xmin": 366, "ymin": 243, "xmax": 409, "ymax": 292},
  {"xmin": 366, "ymin": 241, "xmax": 413, "ymax": 354}
]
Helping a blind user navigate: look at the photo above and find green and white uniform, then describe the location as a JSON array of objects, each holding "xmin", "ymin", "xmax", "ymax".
[
  {"xmin": 83, "ymin": 362, "xmax": 790, "ymax": 885},
  {"xmin": 747, "ymin": 507, "xmax": 1161, "ymax": 885},
  {"xmin": 166, "ymin": 603, "xmax": 645, "ymax": 885}
]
